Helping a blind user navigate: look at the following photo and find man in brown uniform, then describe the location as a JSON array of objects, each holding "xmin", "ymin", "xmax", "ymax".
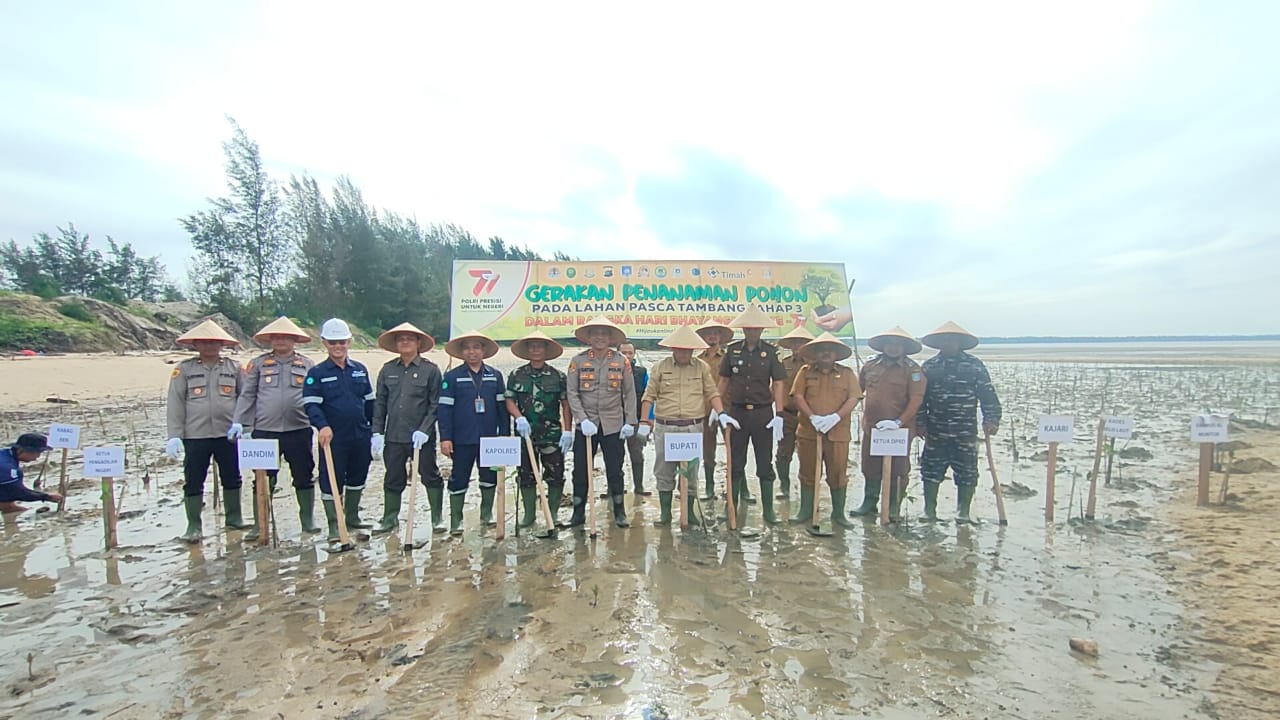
[
  {"xmin": 850, "ymin": 326, "xmax": 925, "ymax": 521},
  {"xmin": 695, "ymin": 321, "xmax": 733, "ymax": 501},
  {"xmin": 718, "ymin": 305, "xmax": 787, "ymax": 526},
  {"xmin": 790, "ymin": 332, "xmax": 863, "ymax": 528},
  {"xmin": 774, "ymin": 325, "xmax": 814, "ymax": 500}
]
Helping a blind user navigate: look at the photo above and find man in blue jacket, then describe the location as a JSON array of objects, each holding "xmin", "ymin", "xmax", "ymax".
[
  {"xmin": 0, "ymin": 433, "xmax": 63, "ymax": 513},
  {"xmin": 439, "ymin": 330, "xmax": 510, "ymax": 536}
]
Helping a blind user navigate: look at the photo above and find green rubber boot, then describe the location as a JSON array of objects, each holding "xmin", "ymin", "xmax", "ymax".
[
  {"xmin": 180, "ymin": 495, "xmax": 203, "ymax": 543},
  {"xmin": 344, "ymin": 488, "xmax": 371, "ymax": 529},
  {"xmin": 322, "ymin": 499, "xmax": 340, "ymax": 542},
  {"xmin": 923, "ymin": 480, "xmax": 941, "ymax": 521},
  {"xmin": 518, "ymin": 486, "xmax": 537, "ymax": 528},
  {"xmin": 449, "ymin": 492, "xmax": 465, "ymax": 535},
  {"xmin": 791, "ymin": 485, "xmax": 815, "ymax": 525},
  {"xmin": 426, "ymin": 487, "xmax": 446, "ymax": 533},
  {"xmin": 546, "ymin": 485, "xmax": 564, "ymax": 527},
  {"xmin": 776, "ymin": 460, "xmax": 791, "ymax": 499},
  {"xmin": 296, "ymin": 488, "xmax": 320, "ymax": 533},
  {"xmin": 760, "ymin": 482, "xmax": 779, "ymax": 525},
  {"xmin": 480, "ymin": 485, "xmax": 496, "ymax": 526},
  {"xmin": 223, "ymin": 487, "xmax": 253, "ymax": 529},
  {"xmin": 702, "ymin": 463, "xmax": 715, "ymax": 500},
  {"xmin": 654, "ymin": 491, "xmax": 674, "ymax": 527},
  {"xmin": 685, "ymin": 493, "xmax": 702, "ymax": 528},
  {"xmin": 849, "ymin": 481, "xmax": 880, "ymax": 517},
  {"xmin": 373, "ymin": 491, "xmax": 401, "ymax": 534},
  {"xmin": 831, "ymin": 486, "xmax": 857, "ymax": 528},
  {"xmin": 956, "ymin": 484, "xmax": 976, "ymax": 524}
]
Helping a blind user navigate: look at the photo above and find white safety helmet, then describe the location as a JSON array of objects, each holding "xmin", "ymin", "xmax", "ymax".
[{"xmin": 320, "ymin": 318, "xmax": 353, "ymax": 341}]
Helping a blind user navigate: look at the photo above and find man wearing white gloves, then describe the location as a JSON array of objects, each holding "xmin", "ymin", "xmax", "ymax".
[
  {"xmin": 790, "ymin": 332, "xmax": 864, "ymax": 528},
  {"xmin": 505, "ymin": 330, "xmax": 573, "ymax": 533},
  {"xmin": 372, "ymin": 323, "xmax": 443, "ymax": 535},
  {"xmin": 566, "ymin": 316, "xmax": 637, "ymax": 529},
  {"xmin": 165, "ymin": 319, "xmax": 249, "ymax": 543},
  {"xmin": 850, "ymin": 327, "xmax": 926, "ymax": 521}
]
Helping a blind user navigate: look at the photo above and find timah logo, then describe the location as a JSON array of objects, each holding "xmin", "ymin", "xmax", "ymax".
[{"xmin": 468, "ymin": 269, "xmax": 500, "ymax": 295}]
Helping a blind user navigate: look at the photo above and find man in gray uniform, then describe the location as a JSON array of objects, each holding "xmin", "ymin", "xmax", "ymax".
[{"xmin": 372, "ymin": 322, "xmax": 443, "ymax": 534}]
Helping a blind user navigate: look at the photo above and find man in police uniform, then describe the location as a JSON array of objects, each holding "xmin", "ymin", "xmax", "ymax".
[
  {"xmin": 774, "ymin": 325, "xmax": 814, "ymax": 500},
  {"xmin": 717, "ymin": 305, "xmax": 787, "ymax": 526},
  {"xmin": 506, "ymin": 330, "xmax": 573, "ymax": 529},
  {"xmin": 230, "ymin": 316, "xmax": 318, "ymax": 537},
  {"xmin": 918, "ymin": 321, "xmax": 1001, "ymax": 524},
  {"xmin": 566, "ymin": 316, "xmax": 637, "ymax": 529},
  {"xmin": 0, "ymin": 433, "xmax": 63, "ymax": 513},
  {"xmin": 618, "ymin": 341, "xmax": 649, "ymax": 496},
  {"xmin": 165, "ymin": 319, "xmax": 250, "ymax": 543},
  {"xmin": 850, "ymin": 326, "xmax": 926, "ymax": 521},
  {"xmin": 439, "ymin": 330, "xmax": 510, "ymax": 535},
  {"xmin": 638, "ymin": 324, "xmax": 731, "ymax": 528},
  {"xmin": 303, "ymin": 318, "xmax": 377, "ymax": 541},
  {"xmin": 695, "ymin": 321, "xmax": 733, "ymax": 501},
  {"xmin": 372, "ymin": 322, "xmax": 442, "ymax": 535},
  {"xmin": 791, "ymin": 332, "xmax": 864, "ymax": 527}
]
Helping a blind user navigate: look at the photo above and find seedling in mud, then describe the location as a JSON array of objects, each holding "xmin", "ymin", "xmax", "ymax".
[
  {"xmin": 26, "ymin": 652, "xmax": 34, "ymax": 680},
  {"xmin": 590, "ymin": 584, "xmax": 600, "ymax": 608}
]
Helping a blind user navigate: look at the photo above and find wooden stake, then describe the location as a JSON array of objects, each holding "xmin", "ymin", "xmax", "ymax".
[
  {"xmin": 254, "ymin": 469, "xmax": 270, "ymax": 546},
  {"xmin": 1218, "ymin": 450, "xmax": 1234, "ymax": 504},
  {"xmin": 402, "ymin": 449, "xmax": 420, "ymax": 551},
  {"xmin": 1086, "ymin": 418, "xmax": 1104, "ymax": 520},
  {"xmin": 723, "ymin": 427, "xmax": 738, "ymax": 531},
  {"xmin": 807, "ymin": 437, "xmax": 833, "ymax": 537},
  {"xmin": 322, "ymin": 444, "xmax": 354, "ymax": 551},
  {"xmin": 585, "ymin": 435, "xmax": 597, "ymax": 539},
  {"xmin": 1045, "ymin": 441, "xmax": 1059, "ymax": 522},
  {"xmin": 1197, "ymin": 442, "xmax": 1212, "ymax": 506},
  {"xmin": 101, "ymin": 476, "xmax": 118, "ymax": 550},
  {"xmin": 524, "ymin": 436, "xmax": 556, "ymax": 534},
  {"xmin": 57, "ymin": 448, "xmax": 68, "ymax": 512},
  {"xmin": 496, "ymin": 466, "xmax": 507, "ymax": 541},
  {"xmin": 878, "ymin": 455, "xmax": 892, "ymax": 527},
  {"xmin": 1104, "ymin": 437, "xmax": 1114, "ymax": 485},
  {"xmin": 983, "ymin": 434, "xmax": 1008, "ymax": 526},
  {"xmin": 211, "ymin": 458, "xmax": 221, "ymax": 512},
  {"xmin": 679, "ymin": 461, "xmax": 689, "ymax": 531}
]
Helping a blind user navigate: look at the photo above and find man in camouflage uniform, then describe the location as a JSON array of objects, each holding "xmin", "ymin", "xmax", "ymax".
[
  {"xmin": 774, "ymin": 325, "xmax": 813, "ymax": 500},
  {"xmin": 506, "ymin": 330, "xmax": 574, "ymax": 529},
  {"xmin": 849, "ymin": 326, "xmax": 925, "ymax": 521},
  {"xmin": 917, "ymin": 321, "xmax": 1001, "ymax": 523}
]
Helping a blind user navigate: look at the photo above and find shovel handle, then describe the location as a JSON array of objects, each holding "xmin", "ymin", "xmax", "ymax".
[{"xmin": 323, "ymin": 444, "xmax": 353, "ymax": 547}]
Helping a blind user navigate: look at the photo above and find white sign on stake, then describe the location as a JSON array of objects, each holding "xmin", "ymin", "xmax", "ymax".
[
  {"xmin": 47, "ymin": 423, "xmax": 81, "ymax": 449},
  {"xmin": 870, "ymin": 428, "xmax": 910, "ymax": 457},
  {"xmin": 237, "ymin": 438, "xmax": 279, "ymax": 470},
  {"xmin": 1104, "ymin": 415, "xmax": 1134, "ymax": 440},
  {"xmin": 1037, "ymin": 415, "xmax": 1075, "ymax": 444},
  {"xmin": 1190, "ymin": 414, "xmax": 1229, "ymax": 443},
  {"xmin": 480, "ymin": 436, "xmax": 522, "ymax": 468},
  {"xmin": 664, "ymin": 433, "xmax": 702, "ymax": 462},
  {"xmin": 83, "ymin": 447, "xmax": 125, "ymax": 478}
]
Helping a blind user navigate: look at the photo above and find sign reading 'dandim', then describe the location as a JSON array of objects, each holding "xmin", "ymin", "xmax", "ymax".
[
  {"xmin": 480, "ymin": 437, "xmax": 522, "ymax": 468},
  {"xmin": 47, "ymin": 423, "xmax": 81, "ymax": 449},
  {"xmin": 83, "ymin": 447, "xmax": 125, "ymax": 478},
  {"xmin": 1037, "ymin": 415, "xmax": 1075, "ymax": 444},
  {"xmin": 870, "ymin": 428, "xmax": 910, "ymax": 457},
  {"xmin": 664, "ymin": 433, "xmax": 702, "ymax": 462},
  {"xmin": 1104, "ymin": 415, "xmax": 1134, "ymax": 440},
  {"xmin": 1190, "ymin": 414, "xmax": 1229, "ymax": 443},
  {"xmin": 237, "ymin": 439, "xmax": 279, "ymax": 470}
]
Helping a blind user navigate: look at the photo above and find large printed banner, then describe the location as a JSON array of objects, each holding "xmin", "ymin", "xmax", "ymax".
[{"xmin": 451, "ymin": 260, "xmax": 852, "ymax": 341}]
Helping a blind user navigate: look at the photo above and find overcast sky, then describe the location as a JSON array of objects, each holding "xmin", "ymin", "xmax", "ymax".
[{"xmin": 2, "ymin": 1, "xmax": 1277, "ymax": 336}]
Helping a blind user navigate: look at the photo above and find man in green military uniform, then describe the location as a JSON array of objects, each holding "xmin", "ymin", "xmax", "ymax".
[
  {"xmin": 774, "ymin": 325, "xmax": 814, "ymax": 500},
  {"xmin": 505, "ymin": 330, "xmax": 574, "ymax": 530}
]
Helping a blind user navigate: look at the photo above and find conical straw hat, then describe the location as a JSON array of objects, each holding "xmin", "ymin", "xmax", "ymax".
[
  {"xmin": 176, "ymin": 318, "xmax": 240, "ymax": 348},
  {"xmin": 729, "ymin": 304, "xmax": 775, "ymax": 329},
  {"xmin": 378, "ymin": 322, "xmax": 436, "ymax": 353},
  {"xmin": 778, "ymin": 325, "xmax": 815, "ymax": 351},
  {"xmin": 695, "ymin": 321, "xmax": 733, "ymax": 346},
  {"xmin": 799, "ymin": 331, "xmax": 853, "ymax": 362},
  {"xmin": 573, "ymin": 315, "xmax": 627, "ymax": 346},
  {"xmin": 253, "ymin": 316, "xmax": 311, "ymax": 344},
  {"xmin": 658, "ymin": 324, "xmax": 709, "ymax": 351},
  {"xmin": 922, "ymin": 321, "xmax": 979, "ymax": 350},
  {"xmin": 444, "ymin": 330, "xmax": 499, "ymax": 360},
  {"xmin": 511, "ymin": 330, "xmax": 564, "ymax": 361},
  {"xmin": 868, "ymin": 326, "xmax": 922, "ymax": 355}
]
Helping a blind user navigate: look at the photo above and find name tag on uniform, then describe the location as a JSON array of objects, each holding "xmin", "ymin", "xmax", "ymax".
[
  {"xmin": 475, "ymin": 397, "xmax": 486, "ymax": 413},
  {"xmin": 321, "ymin": 377, "xmax": 337, "ymax": 383},
  {"xmin": 352, "ymin": 370, "xmax": 367, "ymax": 378}
]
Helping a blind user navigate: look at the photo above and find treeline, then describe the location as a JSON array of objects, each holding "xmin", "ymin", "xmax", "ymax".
[
  {"xmin": 183, "ymin": 118, "xmax": 563, "ymax": 340},
  {"xmin": 0, "ymin": 224, "xmax": 179, "ymax": 304}
]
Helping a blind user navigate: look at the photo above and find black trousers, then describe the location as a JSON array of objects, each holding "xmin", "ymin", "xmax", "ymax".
[
  {"xmin": 383, "ymin": 440, "xmax": 444, "ymax": 493},
  {"xmin": 518, "ymin": 442, "xmax": 566, "ymax": 490},
  {"xmin": 182, "ymin": 437, "xmax": 241, "ymax": 497},
  {"xmin": 729, "ymin": 406, "xmax": 776, "ymax": 490},
  {"xmin": 572, "ymin": 431, "xmax": 624, "ymax": 500},
  {"xmin": 251, "ymin": 428, "xmax": 315, "ymax": 489}
]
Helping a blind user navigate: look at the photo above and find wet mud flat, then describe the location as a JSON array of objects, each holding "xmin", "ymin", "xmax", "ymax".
[{"xmin": 1, "ymin": 352, "xmax": 1277, "ymax": 718}]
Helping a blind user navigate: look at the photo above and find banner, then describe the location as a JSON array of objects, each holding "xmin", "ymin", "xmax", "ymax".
[{"xmin": 451, "ymin": 260, "xmax": 852, "ymax": 341}]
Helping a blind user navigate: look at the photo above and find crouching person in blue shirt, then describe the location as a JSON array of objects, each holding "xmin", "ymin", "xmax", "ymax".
[{"xmin": 0, "ymin": 433, "xmax": 63, "ymax": 513}]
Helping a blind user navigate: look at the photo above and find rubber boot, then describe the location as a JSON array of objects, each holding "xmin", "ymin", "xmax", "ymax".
[
  {"xmin": 297, "ymin": 488, "xmax": 320, "ymax": 533},
  {"xmin": 831, "ymin": 486, "xmax": 857, "ymax": 528},
  {"xmin": 702, "ymin": 463, "xmax": 715, "ymax": 500},
  {"xmin": 849, "ymin": 482, "xmax": 880, "ymax": 517},
  {"xmin": 547, "ymin": 485, "xmax": 565, "ymax": 527},
  {"xmin": 760, "ymin": 482, "xmax": 779, "ymax": 525},
  {"xmin": 426, "ymin": 487, "xmax": 446, "ymax": 533},
  {"xmin": 373, "ymin": 491, "xmax": 401, "ymax": 534},
  {"xmin": 956, "ymin": 484, "xmax": 976, "ymax": 524},
  {"xmin": 344, "ymin": 488, "xmax": 371, "ymax": 529},
  {"xmin": 245, "ymin": 483, "xmax": 264, "ymax": 542},
  {"xmin": 180, "ymin": 495, "xmax": 203, "ymax": 543},
  {"xmin": 654, "ymin": 491, "xmax": 674, "ymax": 527},
  {"xmin": 612, "ymin": 495, "xmax": 630, "ymax": 528},
  {"xmin": 568, "ymin": 496, "xmax": 586, "ymax": 527},
  {"xmin": 685, "ymin": 493, "xmax": 702, "ymax": 528},
  {"xmin": 791, "ymin": 485, "xmax": 814, "ymax": 525},
  {"xmin": 889, "ymin": 478, "xmax": 907, "ymax": 523},
  {"xmin": 742, "ymin": 476, "xmax": 756, "ymax": 504},
  {"xmin": 322, "ymin": 499, "xmax": 340, "ymax": 542},
  {"xmin": 923, "ymin": 480, "xmax": 940, "ymax": 521},
  {"xmin": 221, "ymin": 487, "xmax": 253, "ymax": 530},
  {"xmin": 518, "ymin": 487, "xmax": 537, "ymax": 528},
  {"xmin": 449, "ymin": 492, "xmax": 465, "ymax": 536},
  {"xmin": 775, "ymin": 460, "xmax": 791, "ymax": 499},
  {"xmin": 479, "ymin": 485, "xmax": 496, "ymax": 526},
  {"xmin": 632, "ymin": 460, "xmax": 650, "ymax": 496}
]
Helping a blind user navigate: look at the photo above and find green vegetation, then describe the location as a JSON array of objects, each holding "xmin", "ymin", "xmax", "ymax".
[{"xmin": 57, "ymin": 300, "xmax": 95, "ymax": 322}]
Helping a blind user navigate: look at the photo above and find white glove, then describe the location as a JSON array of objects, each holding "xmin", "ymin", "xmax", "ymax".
[
  {"xmin": 718, "ymin": 413, "xmax": 741, "ymax": 430},
  {"xmin": 619, "ymin": 423, "xmax": 635, "ymax": 440},
  {"xmin": 809, "ymin": 415, "xmax": 825, "ymax": 432},
  {"xmin": 766, "ymin": 415, "xmax": 785, "ymax": 442},
  {"xmin": 559, "ymin": 431, "xmax": 574, "ymax": 454},
  {"xmin": 411, "ymin": 430, "xmax": 429, "ymax": 449},
  {"xmin": 165, "ymin": 437, "xmax": 183, "ymax": 459},
  {"xmin": 875, "ymin": 419, "xmax": 901, "ymax": 431},
  {"xmin": 371, "ymin": 433, "xmax": 385, "ymax": 458},
  {"xmin": 637, "ymin": 424, "xmax": 652, "ymax": 440},
  {"xmin": 819, "ymin": 414, "xmax": 842, "ymax": 434},
  {"xmin": 580, "ymin": 419, "xmax": 598, "ymax": 436},
  {"xmin": 515, "ymin": 416, "xmax": 532, "ymax": 438},
  {"xmin": 227, "ymin": 423, "xmax": 243, "ymax": 441}
]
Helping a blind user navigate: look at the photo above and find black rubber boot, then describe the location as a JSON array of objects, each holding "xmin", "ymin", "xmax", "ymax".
[
  {"xmin": 849, "ymin": 482, "xmax": 880, "ymax": 517},
  {"xmin": 479, "ymin": 485, "xmax": 496, "ymax": 526},
  {"xmin": 760, "ymin": 482, "xmax": 779, "ymax": 524},
  {"xmin": 567, "ymin": 496, "xmax": 586, "ymax": 528},
  {"xmin": 775, "ymin": 459, "xmax": 791, "ymax": 499},
  {"xmin": 632, "ymin": 460, "xmax": 650, "ymax": 496},
  {"xmin": 702, "ymin": 463, "xmax": 715, "ymax": 500},
  {"xmin": 612, "ymin": 495, "xmax": 630, "ymax": 528},
  {"xmin": 449, "ymin": 491, "xmax": 465, "ymax": 536}
]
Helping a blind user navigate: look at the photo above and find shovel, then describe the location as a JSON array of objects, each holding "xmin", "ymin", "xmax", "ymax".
[
  {"xmin": 808, "ymin": 437, "xmax": 833, "ymax": 537},
  {"xmin": 722, "ymin": 427, "xmax": 759, "ymax": 539},
  {"xmin": 983, "ymin": 434, "xmax": 1009, "ymax": 526},
  {"xmin": 321, "ymin": 444, "xmax": 355, "ymax": 553},
  {"xmin": 523, "ymin": 436, "xmax": 558, "ymax": 539},
  {"xmin": 585, "ymin": 434, "xmax": 598, "ymax": 539},
  {"xmin": 402, "ymin": 448, "xmax": 428, "ymax": 551}
]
